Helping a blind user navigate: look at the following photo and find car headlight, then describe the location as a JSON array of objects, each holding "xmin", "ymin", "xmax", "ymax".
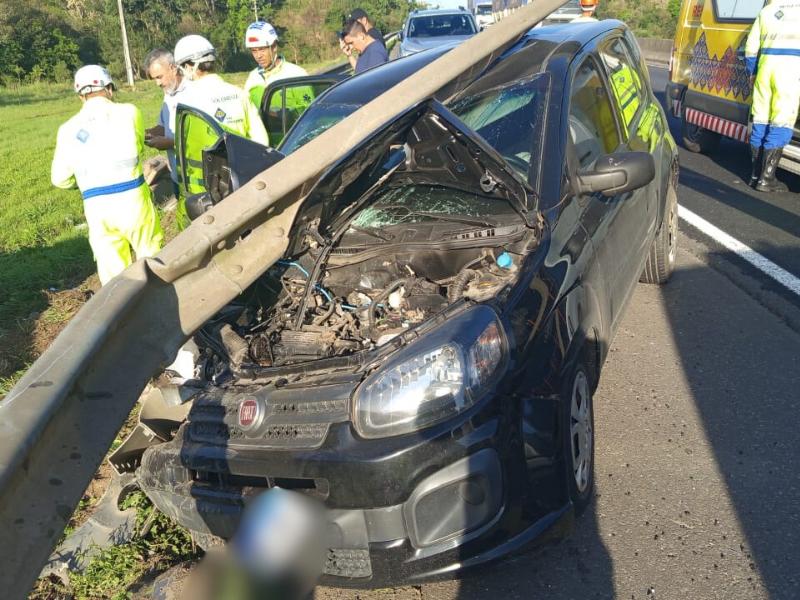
[{"xmin": 354, "ymin": 306, "xmax": 508, "ymax": 439}]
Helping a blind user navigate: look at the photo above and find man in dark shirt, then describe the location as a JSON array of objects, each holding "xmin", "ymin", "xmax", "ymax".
[
  {"xmin": 347, "ymin": 8, "xmax": 384, "ymax": 47},
  {"xmin": 341, "ymin": 21, "xmax": 389, "ymax": 74}
]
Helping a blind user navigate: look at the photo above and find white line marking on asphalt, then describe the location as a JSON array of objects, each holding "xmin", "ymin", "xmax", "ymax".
[{"xmin": 678, "ymin": 205, "xmax": 800, "ymax": 297}]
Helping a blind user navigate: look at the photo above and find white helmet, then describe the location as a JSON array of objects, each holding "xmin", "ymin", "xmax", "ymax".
[
  {"xmin": 174, "ymin": 34, "xmax": 216, "ymax": 66},
  {"xmin": 74, "ymin": 65, "xmax": 114, "ymax": 95},
  {"xmin": 245, "ymin": 21, "xmax": 279, "ymax": 48}
]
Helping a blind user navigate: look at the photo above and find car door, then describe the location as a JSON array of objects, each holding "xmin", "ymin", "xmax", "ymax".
[
  {"xmin": 596, "ymin": 37, "xmax": 661, "ymax": 309},
  {"xmin": 174, "ymin": 105, "xmax": 284, "ymax": 215},
  {"xmin": 566, "ymin": 56, "xmax": 632, "ymax": 328},
  {"xmin": 260, "ymin": 75, "xmax": 343, "ymax": 147}
]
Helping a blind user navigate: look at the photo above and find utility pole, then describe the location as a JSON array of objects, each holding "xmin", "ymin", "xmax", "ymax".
[
  {"xmin": 116, "ymin": 0, "xmax": 135, "ymax": 87},
  {"xmin": 253, "ymin": 0, "xmax": 259, "ymax": 20}
]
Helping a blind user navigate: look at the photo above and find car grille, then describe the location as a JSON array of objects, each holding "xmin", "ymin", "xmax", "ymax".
[{"xmin": 184, "ymin": 379, "xmax": 356, "ymax": 450}]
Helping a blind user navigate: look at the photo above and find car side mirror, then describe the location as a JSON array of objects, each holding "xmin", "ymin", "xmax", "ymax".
[
  {"xmin": 577, "ymin": 152, "xmax": 655, "ymax": 197},
  {"xmin": 399, "ymin": 31, "xmax": 404, "ymax": 41}
]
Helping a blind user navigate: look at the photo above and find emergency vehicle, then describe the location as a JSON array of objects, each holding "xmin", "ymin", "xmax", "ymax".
[{"xmin": 666, "ymin": 0, "xmax": 800, "ymax": 174}]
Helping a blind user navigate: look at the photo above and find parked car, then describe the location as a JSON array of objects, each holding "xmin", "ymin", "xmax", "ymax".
[
  {"xmin": 398, "ymin": 8, "xmax": 479, "ymax": 57},
  {"xmin": 474, "ymin": 2, "xmax": 496, "ymax": 29},
  {"xmin": 541, "ymin": 0, "xmax": 583, "ymax": 25},
  {"xmin": 130, "ymin": 20, "xmax": 678, "ymax": 587}
]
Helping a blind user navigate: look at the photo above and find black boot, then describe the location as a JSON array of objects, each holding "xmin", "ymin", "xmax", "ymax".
[
  {"xmin": 749, "ymin": 145, "xmax": 762, "ymax": 188},
  {"xmin": 756, "ymin": 147, "xmax": 789, "ymax": 193}
]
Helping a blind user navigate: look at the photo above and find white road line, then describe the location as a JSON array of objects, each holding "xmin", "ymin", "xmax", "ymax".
[{"xmin": 678, "ymin": 205, "xmax": 800, "ymax": 297}]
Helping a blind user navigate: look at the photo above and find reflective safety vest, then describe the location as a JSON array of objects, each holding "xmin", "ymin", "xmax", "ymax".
[
  {"xmin": 51, "ymin": 96, "xmax": 149, "ymax": 202},
  {"xmin": 244, "ymin": 58, "xmax": 310, "ymax": 111},
  {"xmin": 744, "ymin": 0, "xmax": 800, "ymax": 76},
  {"xmin": 177, "ymin": 74, "xmax": 269, "ymax": 195},
  {"xmin": 608, "ymin": 62, "xmax": 642, "ymax": 136}
]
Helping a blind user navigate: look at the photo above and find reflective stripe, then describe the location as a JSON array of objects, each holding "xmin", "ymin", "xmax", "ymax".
[
  {"xmin": 761, "ymin": 48, "xmax": 800, "ymax": 56},
  {"xmin": 82, "ymin": 175, "xmax": 145, "ymax": 200}
]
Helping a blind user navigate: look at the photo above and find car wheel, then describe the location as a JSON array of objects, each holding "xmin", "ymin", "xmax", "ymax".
[
  {"xmin": 641, "ymin": 180, "xmax": 678, "ymax": 284},
  {"xmin": 681, "ymin": 110, "xmax": 720, "ymax": 154},
  {"xmin": 561, "ymin": 362, "xmax": 594, "ymax": 514}
]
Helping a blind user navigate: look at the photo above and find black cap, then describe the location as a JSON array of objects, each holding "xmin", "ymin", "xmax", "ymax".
[{"xmin": 347, "ymin": 8, "xmax": 368, "ymax": 21}]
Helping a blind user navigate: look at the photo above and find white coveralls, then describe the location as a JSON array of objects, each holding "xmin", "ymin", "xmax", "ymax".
[
  {"xmin": 745, "ymin": 0, "xmax": 800, "ymax": 149},
  {"xmin": 51, "ymin": 97, "xmax": 163, "ymax": 285}
]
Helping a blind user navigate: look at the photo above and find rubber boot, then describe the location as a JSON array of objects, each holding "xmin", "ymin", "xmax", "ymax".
[
  {"xmin": 756, "ymin": 147, "xmax": 789, "ymax": 193},
  {"xmin": 749, "ymin": 145, "xmax": 762, "ymax": 188}
]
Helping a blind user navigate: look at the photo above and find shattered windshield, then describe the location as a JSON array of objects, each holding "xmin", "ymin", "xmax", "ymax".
[
  {"xmin": 351, "ymin": 185, "xmax": 516, "ymax": 229},
  {"xmin": 279, "ymin": 102, "xmax": 360, "ymax": 154},
  {"xmin": 451, "ymin": 75, "xmax": 548, "ymax": 179}
]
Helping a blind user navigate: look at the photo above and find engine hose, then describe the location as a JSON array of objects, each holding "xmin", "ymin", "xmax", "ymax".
[
  {"xmin": 369, "ymin": 278, "xmax": 411, "ymax": 340},
  {"xmin": 448, "ymin": 269, "xmax": 479, "ymax": 303}
]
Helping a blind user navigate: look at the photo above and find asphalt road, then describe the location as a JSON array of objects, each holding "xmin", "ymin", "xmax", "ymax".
[{"xmin": 313, "ymin": 68, "xmax": 800, "ymax": 600}]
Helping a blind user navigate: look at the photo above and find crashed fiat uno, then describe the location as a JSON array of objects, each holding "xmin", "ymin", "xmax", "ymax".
[{"xmin": 121, "ymin": 21, "xmax": 679, "ymax": 585}]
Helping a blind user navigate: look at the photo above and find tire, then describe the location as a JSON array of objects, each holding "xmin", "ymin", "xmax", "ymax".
[
  {"xmin": 561, "ymin": 362, "xmax": 595, "ymax": 515},
  {"xmin": 641, "ymin": 181, "xmax": 678, "ymax": 284},
  {"xmin": 681, "ymin": 111, "xmax": 721, "ymax": 154}
]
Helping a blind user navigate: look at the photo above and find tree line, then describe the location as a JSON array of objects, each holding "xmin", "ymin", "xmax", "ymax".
[{"xmin": 0, "ymin": 0, "xmax": 415, "ymax": 85}]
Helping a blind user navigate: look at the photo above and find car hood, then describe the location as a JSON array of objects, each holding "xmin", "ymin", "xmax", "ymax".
[
  {"xmin": 298, "ymin": 98, "xmax": 534, "ymax": 238},
  {"xmin": 403, "ymin": 35, "xmax": 474, "ymax": 53}
]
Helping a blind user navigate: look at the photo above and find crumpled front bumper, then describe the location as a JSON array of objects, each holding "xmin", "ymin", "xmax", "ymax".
[{"xmin": 136, "ymin": 378, "xmax": 572, "ymax": 585}]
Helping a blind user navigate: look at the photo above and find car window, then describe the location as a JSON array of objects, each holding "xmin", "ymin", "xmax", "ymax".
[
  {"xmin": 449, "ymin": 75, "xmax": 548, "ymax": 179},
  {"xmin": 712, "ymin": 0, "xmax": 763, "ymax": 21},
  {"xmin": 408, "ymin": 15, "xmax": 477, "ymax": 38},
  {"xmin": 262, "ymin": 80, "xmax": 333, "ymax": 147},
  {"xmin": 278, "ymin": 102, "xmax": 360, "ymax": 154},
  {"xmin": 598, "ymin": 38, "xmax": 645, "ymax": 136},
  {"xmin": 568, "ymin": 59, "xmax": 621, "ymax": 170}
]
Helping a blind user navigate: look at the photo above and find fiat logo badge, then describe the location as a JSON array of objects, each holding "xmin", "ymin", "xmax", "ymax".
[{"xmin": 238, "ymin": 398, "xmax": 261, "ymax": 430}]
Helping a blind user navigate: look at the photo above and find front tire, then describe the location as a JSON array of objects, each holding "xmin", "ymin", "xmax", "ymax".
[
  {"xmin": 641, "ymin": 180, "xmax": 678, "ymax": 284},
  {"xmin": 561, "ymin": 363, "xmax": 595, "ymax": 515}
]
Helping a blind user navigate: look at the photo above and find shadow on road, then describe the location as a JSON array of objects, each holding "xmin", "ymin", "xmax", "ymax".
[
  {"xmin": 679, "ymin": 165, "xmax": 800, "ymax": 240},
  {"xmin": 450, "ymin": 510, "xmax": 614, "ymax": 599},
  {"xmin": 659, "ymin": 257, "xmax": 800, "ymax": 599}
]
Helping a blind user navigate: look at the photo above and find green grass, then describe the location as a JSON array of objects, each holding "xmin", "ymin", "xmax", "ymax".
[{"xmin": 0, "ymin": 70, "xmax": 253, "ymax": 394}]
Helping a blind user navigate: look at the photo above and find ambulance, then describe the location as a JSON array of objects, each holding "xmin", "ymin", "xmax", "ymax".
[{"xmin": 666, "ymin": 0, "xmax": 800, "ymax": 174}]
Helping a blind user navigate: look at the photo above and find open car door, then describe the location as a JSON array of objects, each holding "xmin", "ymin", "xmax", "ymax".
[
  {"xmin": 260, "ymin": 75, "xmax": 344, "ymax": 146},
  {"xmin": 174, "ymin": 104, "xmax": 284, "ymax": 218}
]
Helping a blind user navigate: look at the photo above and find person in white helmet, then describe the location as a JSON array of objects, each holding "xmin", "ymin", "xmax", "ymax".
[
  {"xmin": 172, "ymin": 34, "xmax": 269, "ymax": 218},
  {"xmin": 51, "ymin": 65, "xmax": 163, "ymax": 285},
  {"xmin": 244, "ymin": 21, "xmax": 308, "ymax": 109}
]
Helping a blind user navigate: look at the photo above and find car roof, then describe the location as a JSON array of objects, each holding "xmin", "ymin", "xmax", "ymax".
[
  {"xmin": 408, "ymin": 8, "xmax": 472, "ymax": 17},
  {"xmin": 314, "ymin": 19, "xmax": 627, "ymax": 108}
]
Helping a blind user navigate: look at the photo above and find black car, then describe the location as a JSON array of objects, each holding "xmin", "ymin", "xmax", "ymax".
[{"xmin": 130, "ymin": 20, "xmax": 679, "ymax": 586}]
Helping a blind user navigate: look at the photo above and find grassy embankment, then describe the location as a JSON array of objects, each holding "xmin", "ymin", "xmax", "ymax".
[{"xmin": 0, "ymin": 72, "xmax": 254, "ymax": 398}]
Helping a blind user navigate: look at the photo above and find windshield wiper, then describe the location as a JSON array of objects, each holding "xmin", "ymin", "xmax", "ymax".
[{"xmin": 348, "ymin": 224, "xmax": 395, "ymax": 241}]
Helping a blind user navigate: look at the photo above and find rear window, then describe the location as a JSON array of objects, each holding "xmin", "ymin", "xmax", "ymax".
[
  {"xmin": 408, "ymin": 14, "xmax": 477, "ymax": 38},
  {"xmin": 712, "ymin": 0, "xmax": 762, "ymax": 21}
]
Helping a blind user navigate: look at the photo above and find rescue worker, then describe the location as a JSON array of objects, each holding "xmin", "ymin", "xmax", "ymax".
[
  {"xmin": 744, "ymin": 0, "xmax": 800, "ymax": 193},
  {"xmin": 572, "ymin": 0, "xmax": 599, "ymax": 23},
  {"xmin": 173, "ymin": 35, "xmax": 269, "ymax": 202},
  {"xmin": 243, "ymin": 21, "xmax": 308, "ymax": 110},
  {"xmin": 51, "ymin": 65, "xmax": 163, "ymax": 285}
]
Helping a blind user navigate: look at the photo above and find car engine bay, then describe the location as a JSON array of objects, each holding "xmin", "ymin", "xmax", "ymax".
[{"xmin": 192, "ymin": 184, "xmax": 535, "ymax": 381}]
